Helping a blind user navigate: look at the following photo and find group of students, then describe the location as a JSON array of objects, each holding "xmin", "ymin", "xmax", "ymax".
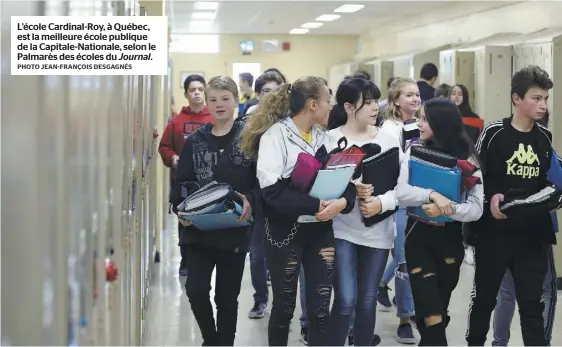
[{"xmin": 158, "ymin": 64, "xmax": 558, "ymax": 346}]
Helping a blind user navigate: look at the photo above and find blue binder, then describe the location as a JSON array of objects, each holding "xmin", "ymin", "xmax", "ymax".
[
  {"xmin": 178, "ymin": 200, "xmax": 253, "ymax": 231},
  {"xmin": 547, "ymin": 148, "xmax": 562, "ymax": 190},
  {"xmin": 297, "ymin": 164, "xmax": 356, "ymax": 223},
  {"xmin": 407, "ymin": 158, "xmax": 462, "ymax": 224}
]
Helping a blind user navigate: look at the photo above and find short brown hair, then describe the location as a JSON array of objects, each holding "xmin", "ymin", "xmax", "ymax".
[{"xmin": 206, "ymin": 75, "xmax": 239, "ymax": 101}]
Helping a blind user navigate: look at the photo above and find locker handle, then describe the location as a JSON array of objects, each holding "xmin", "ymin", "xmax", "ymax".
[{"xmin": 489, "ymin": 53, "xmax": 492, "ymax": 75}]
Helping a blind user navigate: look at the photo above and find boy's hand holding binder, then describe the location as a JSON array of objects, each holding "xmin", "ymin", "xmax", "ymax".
[
  {"xmin": 315, "ymin": 198, "xmax": 347, "ymax": 221},
  {"xmin": 490, "ymin": 193, "xmax": 507, "ymax": 220},
  {"xmin": 236, "ymin": 192, "xmax": 253, "ymax": 222},
  {"xmin": 179, "ymin": 218, "xmax": 193, "ymax": 227}
]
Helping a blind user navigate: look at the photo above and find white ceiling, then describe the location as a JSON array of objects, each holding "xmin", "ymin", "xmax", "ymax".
[{"xmin": 168, "ymin": 1, "xmax": 451, "ymax": 35}]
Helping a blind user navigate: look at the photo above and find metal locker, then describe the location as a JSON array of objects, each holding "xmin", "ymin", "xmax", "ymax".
[
  {"xmin": 472, "ymin": 46, "xmax": 513, "ymax": 123},
  {"xmin": 439, "ymin": 50, "xmax": 454, "ymax": 85},
  {"xmin": 392, "ymin": 57, "xmax": 412, "ymax": 80},
  {"xmin": 412, "ymin": 45, "xmax": 451, "ymax": 85},
  {"xmin": 372, "ymin": 60, "xmax": 394, "ymax": 99}
]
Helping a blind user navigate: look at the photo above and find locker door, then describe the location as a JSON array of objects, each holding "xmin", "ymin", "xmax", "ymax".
[
  {"xmin": 453, "ymin": 51, "xmax": 476, "ymax": 109},
  {"xmin": 473, "ymin": 46, "xmax": 513, "ymax": 123},
  {"xmin": 392, "ymin": 57, "xmax": 412, "ymax": 80},
  {"xmin": 439, "ymin": 50, "xmax": 454, "ymax": 85},
  {"xmin": 474, "ymin": 50, "xmax": 486, "ymax": 116}
]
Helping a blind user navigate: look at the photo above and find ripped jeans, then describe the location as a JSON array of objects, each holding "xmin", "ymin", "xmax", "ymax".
[
  {"xmin": 265, "ymin": 221, "xmax": 335, "ymax": 346},
  {"xmin": 404, "ymin": 219, "xmax": 464, "ymax": 346}
]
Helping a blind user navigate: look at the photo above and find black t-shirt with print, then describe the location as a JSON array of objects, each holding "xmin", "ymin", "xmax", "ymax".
[{"xmin": 475, "ymin": 117, "xmax": 555, "ymax": 244}]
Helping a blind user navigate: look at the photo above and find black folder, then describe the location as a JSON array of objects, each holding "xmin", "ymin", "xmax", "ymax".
[{"xmin": 361, "ymin": 147, "xmax": 401, "ymax": 226}]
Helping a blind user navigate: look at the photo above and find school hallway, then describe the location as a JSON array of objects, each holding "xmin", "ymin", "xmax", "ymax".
[{"xmin": 142, "ymin": 216, "xmax": 562, "ymax": 346}]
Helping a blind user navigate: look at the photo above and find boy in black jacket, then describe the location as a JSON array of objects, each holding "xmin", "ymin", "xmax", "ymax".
[
  {"xmin": 466, "ymin": 66, "xmax": 555, "ymax": 346},
  {"xmin": 172, "ymin": 76, "xmax": 258, "ymax": 346}
]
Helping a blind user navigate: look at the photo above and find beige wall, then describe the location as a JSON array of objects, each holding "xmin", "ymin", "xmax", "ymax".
[{"xmin": 171, "ymin": 34, "xmax": 357, "ymax": 107}]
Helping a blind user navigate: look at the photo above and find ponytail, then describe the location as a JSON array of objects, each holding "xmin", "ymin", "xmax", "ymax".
[
  {"xmin": 240, "ymin": 83, "xmax": 292, "ymax": 159},
  {"xmin": 327, "ymin": 104, "xmax": 348, "ymax": 130}
]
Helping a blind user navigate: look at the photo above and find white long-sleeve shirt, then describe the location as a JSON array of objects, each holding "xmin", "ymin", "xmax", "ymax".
[
  {"xmin": 328, "ymin": 127, "xmax": 404, "ymax": 249},
  {"xmin": 395, "ymin": 146, "xmax": 484, "ymax": 223}
]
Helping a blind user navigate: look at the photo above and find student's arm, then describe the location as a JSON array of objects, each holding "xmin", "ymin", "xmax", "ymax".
[
  {"xmin": 450, "ymin": 165, "xmax": 484, "ymax": 222},
  {"xmin": 395, "ymin": 147, "xmax": 433, "ymax": 207},
  {"xmin": 158, "ymin": 121, "xmax": 177, "ymax": 168},
  {"xmin": 476, "ymin": 123, "xmax": 501, "ymax": 198},
  {"xmin": 340, "ymin": 183, "xmax": 356, "ymax": 214},
  {"xmin": 171, "ymin": 137, "xmax": 209, "ymax": 213},
  {"xmin": 258, "ymin": 128, "xmax": 321, "ymax": 220}
]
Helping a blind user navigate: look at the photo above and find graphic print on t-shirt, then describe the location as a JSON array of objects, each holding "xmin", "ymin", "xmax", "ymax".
[
  {"xmin": 183, "ymin": 122, "xmax": 205, "ymax": 139},
  {"xmin": 506, "ymin": 143, "xmax": 540, "ymax": 178}
]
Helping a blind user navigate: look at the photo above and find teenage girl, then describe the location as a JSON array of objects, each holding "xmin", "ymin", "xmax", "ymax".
[
  {"xmin": 396, "ymin": 98, "xmax": 484, "ymax": 345},
  {"xmin": 241, "ymin": 76, "xmax": 356, "ymax": 346},
  {"xmin": 377, "ymin": 77, "xmax": 420, "ymax": 344},
  {"xmin": 172, "ymin": 76, "xmax": 256, "ymax": 346},
  {"xmin": 326, "ymin": 77, "xmax": 402, "ymax": 346}
]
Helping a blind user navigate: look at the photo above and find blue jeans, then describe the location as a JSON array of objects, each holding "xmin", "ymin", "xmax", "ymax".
[
  {"xmin": 299, "ymin": 267, "xmax": 307, "ymax": 328},
  {"xmin": 381, "ymin": 208, "xmax": 415, "ymax": 318},
  {"xmin": 249, "ymin": 223, "xmax": 268, "ymax": 304},
  {"xmin": 492, "ymin": 245, "xmax": 557, "ymax": 346},
  {"xmin": 330, "ymin": 239, "xmax": 389, "ymax": 346}
]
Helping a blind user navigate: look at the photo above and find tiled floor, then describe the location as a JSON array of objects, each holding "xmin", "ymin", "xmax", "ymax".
[{"xmin": 142, "ymin": 216, "xmax": 561, "ymax": 346}]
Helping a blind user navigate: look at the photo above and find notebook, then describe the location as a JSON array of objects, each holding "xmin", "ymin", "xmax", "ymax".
[
  {"xmin": 500, "ymin": 186, "xmax": 562, "ymax": 215},
  {"xmin": 407, "ymin": 157, "xmax": 462, "ymax": 225},
  {"xmin": 297, "ymin": 164, "xmax": 356, "ymax": 223},
  {"xmin": 178, "ymin": 200, "xmax": 253, "ymax": 231},
  {"xmin": 361, "ymin": 147, "xmax": 400, "ymax": 226}
]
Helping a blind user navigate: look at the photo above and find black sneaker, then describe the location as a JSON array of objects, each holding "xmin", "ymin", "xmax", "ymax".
[
  {"xmin": 377, "ymin": 285, "xmax": 393, "ymax": 311},
  {"xmin": 396, "ymin": 323, "xmax": 416, "ymax": 344},
  {"xmin": 248, "ymin": 302, "xmax": 267, "ymax": 319},
  {"xmin": 300, "ymin": 327, "xmax": 308, "ymax": 345},
  {"xmin": 348, "ymin": 334, "xmax": 381, "ymax": 346}
]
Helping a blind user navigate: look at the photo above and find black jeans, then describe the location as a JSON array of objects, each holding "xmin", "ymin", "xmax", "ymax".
[
  {"xmin": 184, "ymin": 244, "xmax": 246, "ymax": 346},
  {"xmin": 178, "ymin": 222, "xmax": 187, "ymax": 270},
  {"xmin": 466, "ymin": 231, "xmax": 548, "ymax": 346},
  {"xmin": 265, "ymin": 221, "xmax": 335, "ymax": 346},
  {"xmin": 404, "ymin": 219, "xmax": 465, "ymax": 346}
]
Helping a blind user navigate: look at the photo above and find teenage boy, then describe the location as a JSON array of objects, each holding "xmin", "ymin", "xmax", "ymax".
[
  {"xmin": 466, "ymin": 65, "xmax": 555, "ymax": 346},
  {"xmin": 238, "ymin": 72, "xmax": 257, "ymax": 118},
  {"xmin": 417, "ymin": 63, "xmax": 438, "ymax": 102},
  {"xmin": 244, "ymin": 71, "xmax": 283, "ymax": 118},
  {"xmin": 158, "ymin": 74, "xmax": 214, "ymax": 277}
]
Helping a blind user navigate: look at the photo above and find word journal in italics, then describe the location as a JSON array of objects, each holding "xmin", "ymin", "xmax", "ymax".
[{"xmin": 11, "ymin": 16, "xmax": 168, "ymax": 76}]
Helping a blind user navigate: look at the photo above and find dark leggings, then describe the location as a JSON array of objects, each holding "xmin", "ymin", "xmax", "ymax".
[
  {"xmin": 404, "ymin": 219, "xmax": 465, "ymax": 346},
  {"xmin": 265, "ymin": 221, "xmax": 336, "ymax": 346}
]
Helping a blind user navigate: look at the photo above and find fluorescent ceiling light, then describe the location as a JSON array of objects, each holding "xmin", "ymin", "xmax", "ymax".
[
  {"xmin": 301, "ymin": 22, "xmax": 324, "ymax": 29},
  {"xmin": 192, "ymin": 11, "xmax": 216, "ymax": 20},
  {"xmin": 189, "ymin": 20, "xmax": 214, "ymax": 29},
  {"xmin": 193, "ymin": 1, "xmax": 219, "ymax": 11},
  {"xmin": 315, "ymin": 14, "xmax": 341, "ymax": 22},
  {"xmin": 334, "ymin": 4, "xmax": 365, "ymax": 13},
  {"xmin": 289, "ymin": 28, "xmax": 309, "ymax": 35}
]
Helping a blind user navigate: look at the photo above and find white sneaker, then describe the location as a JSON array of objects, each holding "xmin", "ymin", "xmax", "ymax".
[{"xmin": 464, "ymin": 247, "xmax": 474, "ymax": 265}]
